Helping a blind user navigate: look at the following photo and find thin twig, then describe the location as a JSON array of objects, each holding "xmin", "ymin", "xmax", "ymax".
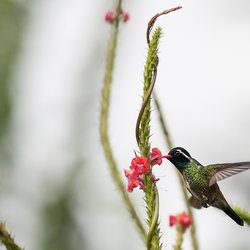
[
  {"xmin": 0, "ymin": 223, "xmax": 23, "ymax": 250},
  {"xmin": 147, "ymin": 7, "xmax": 182, "ymax": 45},
  {"xmin": 173, "ymin": 224, "xmax": 183, "ymax": 250},
  {"xmin": 100, "ymin": 0, "xmax": 146, "ymax": 240}
]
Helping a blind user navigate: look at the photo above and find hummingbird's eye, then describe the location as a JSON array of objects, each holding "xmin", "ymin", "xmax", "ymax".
[{"xmin": 174, "ymin": 151, "xmax": 181, "ymax": 157}]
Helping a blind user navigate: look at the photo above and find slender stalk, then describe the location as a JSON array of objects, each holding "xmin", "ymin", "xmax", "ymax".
[
  {"xmin": 0, "ymin": 223, "xmax": 23, "ymax": 250},
  {"xmin": 136, "ymin": 8, "xmax": 184, "ymax": 249},
  {"xmin": 154, "ymin": 94, "xmax": 198, "ymax": 250},
  {"xmin": 146, "ymin": 188, "xmax": 160, "ymax": 250},
  {"xmin": 136, "ymin": 27, "xmax": 162, "ymax": 250},
  {"xmin": 100, "ymin": 0, "xmax": 146, "ymax": 240},
  {"xmin": 173, "ymin": 224, "xmax": 183, "ymax": 250}
]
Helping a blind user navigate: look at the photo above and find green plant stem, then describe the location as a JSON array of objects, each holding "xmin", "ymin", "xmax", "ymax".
[
  {"xmin": 0, "ymin": 223, "xmax": 23, "ymax": 250},
  {"xmin": 135, "ymin": 26, "xmax": 162, "ymax": 250},
  {"xmin": 143, "ymin": 6, "xmax": 199, "ymax": 249},
  {"xmin": 138, "ymin": 27, "xmax": 162, "ymax": 250},
  {"xmin": 146, "ymin": 188, "xmax": 160, "ymax": 250},
  {"xmin": 136, "ymin": 8, "xmax": 184, "ymax": 250},
  {"xmin": 173, "ymin": 224, "xmax": 183, "ymax": 250},
  {"xmin": 100, "ymin": 0, "xmax": 146, "ymax": 240},
  {"xmin": 233, "ymin": 207, "xmax": 250, "ymax": 226},
  {"xmin": 135, "ymin": 62, "xmax": 158, "ymax": 147},
  {"xmin": 154, "ymin": 94, "xmax": 198, "ymax": 250}
]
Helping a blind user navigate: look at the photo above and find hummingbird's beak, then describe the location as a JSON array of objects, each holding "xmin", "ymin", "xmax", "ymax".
[{"xmin": 163, "ymin": 155, "xmax": 172, "ymax": 159}]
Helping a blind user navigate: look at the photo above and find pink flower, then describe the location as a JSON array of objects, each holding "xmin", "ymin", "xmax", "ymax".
[
  {"xmin": 179, "ymin": 212, "xmax": 192, "ymax": 231},
  {"xmin": 150, "ymin": 148, "xmax": 163, "ymax": 166},
  {"xmin": 104, "ymin": 11, "xmax": 115, "ymax": 23},
  {"xmin": 124, "ymin": 147, "xmax": 167, "ymax": 193},
  {"xmin": 122, "ymin": 12, "xmax": 129, "ymax": 22},
  {"xmin": 150, "ymin": 147, "xmax": 169, "ymax": 166},
  {"xmin": 124, "ymin": 168, "xmax": 144, "ymax": 192},
  {"xmin": 104, "ymin": 10, "xmax": 130, "ymax": 24},
  {"xmin": 169, "ymin": 212, "xmax": 192, "ymax": 232},
  {"xmin": 169, "ymin": 215, "xmax": 177, "ymax": 227},
  {"xmin": 124, "ymin": 156, "xmax": 149, "ymax": 192},
  {"xmin": 130, "ymin": 157, "xmax": 149, "ymax": 174}
]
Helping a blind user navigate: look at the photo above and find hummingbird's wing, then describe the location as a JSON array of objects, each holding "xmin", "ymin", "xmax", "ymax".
[{"xmin": 207, "ymin": 162, "xmax": 250, "ymax": 186}]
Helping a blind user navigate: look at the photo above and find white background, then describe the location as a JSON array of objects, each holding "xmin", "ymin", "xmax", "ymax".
[{"xmin": 3, "ymin": 0, "xmax": 250, "ymax": 249}]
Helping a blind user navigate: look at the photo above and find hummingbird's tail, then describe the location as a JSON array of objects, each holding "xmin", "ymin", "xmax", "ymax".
[{"xmin": 222, "ymin": 206, "xmax": 244, "ymax": 226}]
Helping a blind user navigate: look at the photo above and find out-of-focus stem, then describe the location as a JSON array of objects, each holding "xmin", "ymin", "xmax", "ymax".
[
  {"xmin": 100, "ymin": 0, "xmax": 146, "ymax": 240},
  {"xmin": 173, "ymin": 224, "xmax": 183, "ymax": 250},
  {"xmin": 154, "ymin": 94, "xmax": 198, "ymax": 250},
  {"xmin": 0, "ymin": 223, "xmax": 23, "ymax": 250}
]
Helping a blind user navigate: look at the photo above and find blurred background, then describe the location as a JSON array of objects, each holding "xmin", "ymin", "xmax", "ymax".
[{"xmin": 0, "ymin": 0, "xmax": 250, "ymax": 249}]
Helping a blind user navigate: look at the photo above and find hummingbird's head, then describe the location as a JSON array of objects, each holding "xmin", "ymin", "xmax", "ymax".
[{"xmin": 165, "ymin": 147, "xmax": 192, "ymax": 171}]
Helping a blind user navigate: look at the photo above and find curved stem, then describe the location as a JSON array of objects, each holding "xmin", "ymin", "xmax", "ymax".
[
  {"xmin": 135, "ymin": 59, "xmax": 158, "ymax": 147},
  {"xmin": 146, "ymin": 7, "xmax": 182, "ymax": 45},
  {"xmin": 154, "ymin": 94, "xmax": 198, "ymax": 250},
  {"xmin": 146, "ymin": 188, "xmax": 160, "ymax": 250},
  {"xmin": 0, "ymin": 223, "xmax": 23, "ymax": 250},
  {"xmin": 137, "ymin": 26, "xmax": 162, "ymax": 249},
  {"xmin": 136, "ymin": 8, "xmax": 183, "ymax": 250},
  {"xmin": 100, "ymin": 0, "xmax": 146, "ymax": 240},
  {"xmin": 136, "ymin": 7, "xmax": 182, "ymax": 148}
]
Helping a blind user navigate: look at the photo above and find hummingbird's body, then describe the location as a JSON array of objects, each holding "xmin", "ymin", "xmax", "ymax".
[{"xmin": 166, "ymin": 147, "xmax": 250, "ymax": 226}]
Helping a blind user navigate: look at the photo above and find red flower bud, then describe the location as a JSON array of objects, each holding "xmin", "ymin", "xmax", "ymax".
[
  {"xmin": 169, "ymin": 215, "xmax": 177, "ymax": 227},
  {"xmin": 179, "ymin": 212, "xmax": 192, "ymax": 231},
  {"xmin": 104, "ymin": 11, "xmax": 115, "ymax": 24},
  {"xmin": 169, "ymin": 212, "xmax": 192, "ymax": 232},
  {"xmin": 122, "ymin": 12, "xmax": 129, "ymax": 22}
]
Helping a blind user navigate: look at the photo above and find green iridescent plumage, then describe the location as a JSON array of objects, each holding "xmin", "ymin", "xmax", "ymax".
[{"xmin": 166, "ymin": 147, "xmax": 250, "ymax": 226}]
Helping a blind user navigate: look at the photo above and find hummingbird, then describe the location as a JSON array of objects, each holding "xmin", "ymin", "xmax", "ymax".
[{"xmin": 165, "ymin": 147, "xmax": 250, "ymax": 226}]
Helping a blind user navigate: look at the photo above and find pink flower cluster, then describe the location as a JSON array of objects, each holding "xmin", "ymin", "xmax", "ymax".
[
  {"xmin": 104, "ymin": 11, "xmax": 129, "ymax": 24},
  {"xmin": 124, "ymin": 157, "xmax": 149, "ymax": 192},
  {"xmin": 124, "ymin": 148, "xmax": 167, "ymax": 192},
  {"xmin": 169, "ymin": 212, "xmax": 192, "ymax": 232}
]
